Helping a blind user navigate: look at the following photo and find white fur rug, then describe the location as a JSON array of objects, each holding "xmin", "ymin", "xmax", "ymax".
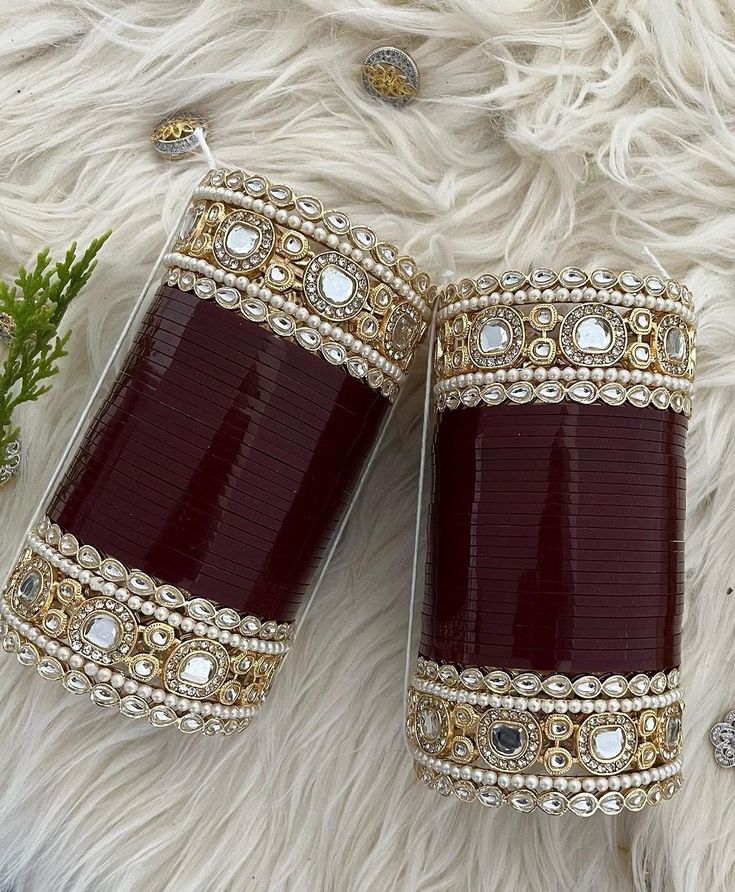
[{"xmin": 1, "ymin": 1, "xmax": 734, "ymax": 890}]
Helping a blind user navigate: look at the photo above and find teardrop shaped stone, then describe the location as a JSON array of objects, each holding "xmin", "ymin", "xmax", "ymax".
[
  {"xmin": 241, "ymin": 299, "xmax": 267, "ymax": 322},
  {"xmin": 507, "ymin": 383, "xmax": 534, "ymax": 403},
  {"xmin": 91, "ymin": 684, "xmax": 119, "ymax": 708},
  {"xmin": 215, "ymin": 287, "xmax": 240, "ymax": 309},
  {"xmin": 560, "ymin": 268, "xmax": 586, "ymax": 286},
  {"xmin": 538, "ymin": 792, "xmax": 568, "ymax": 815},
  {"xmin": 599, "ymin": 383, "xmax": 626, "ymax": 405},
  {"xmin": 569, "ymin": 793, "xmax": 598, "ymax": 817},
  {"xmin": 322, "ymin": 344, "xmax": 346, "ymax": 364},
  {"xmin": 599, "ymin": 792, "xmax": 624, "ymax": 815},
  {"xmin": 120, "ymin": 696, "xmax": 149, "ymax": 718},
  {"xmin": 37, "ymin": 658, "xmax": 64, "ymax": 680},
  {"xmin": 351, "ymin": 226, "xmax": 376, "ymax": 249},
  {"xmin": 150, "ymin": 706, "xmax": 177, "ymax": 727},
  {"xmin": 194, "ymin": 279, "xmax": 216, "ymax": 299},
  {"xmin": 481, "ymin": 385, "xmax": 507, "ymax": 406},
  {"xmin": 509, "ymin": 791, "xmax": 536, "ymax": 812},
  {"xmin": 296, "ymin": 197, "xmax": 322, "ymax": 218},
  {"xmin": 477, "ymin": 787, "xmax": 503, "ymax": 808},
  {"xmin": 63, "ymin": 670, "xmax": 91, "ymax": 694}
]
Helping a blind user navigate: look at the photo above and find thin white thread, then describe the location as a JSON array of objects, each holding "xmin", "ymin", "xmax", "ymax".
[
  {"xmin": 402, "ymin": 307, "xmax": 437, "ymax": 728},
  {"xmin": 196, "ymin": 128, "xmax": 216, "ymax": 169},
  {"xmin": 642, "ymin": 245, "xmax": 670, "ymax": 280}
]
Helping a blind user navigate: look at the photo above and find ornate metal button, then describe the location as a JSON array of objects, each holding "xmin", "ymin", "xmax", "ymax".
[{"xmin": 361, "ymin": 47, "xmax": 419, "ymax": 108}]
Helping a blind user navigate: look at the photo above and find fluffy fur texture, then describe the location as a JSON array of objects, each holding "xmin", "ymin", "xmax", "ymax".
[{"xmin": 0, "ymin": 1, "xmax": 734, "ymax": 889}]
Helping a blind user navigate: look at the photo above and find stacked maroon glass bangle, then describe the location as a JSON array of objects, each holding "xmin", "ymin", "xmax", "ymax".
[
  {"xmin": 421, "ymin": 402, "xmax": 686, "ymax": 674},
  {"xmin": 407, "ymin": 267, "xmax": 696, "ymax": 815},
  {"xmin": 0, "ymin": 168, "xmax": 435, "ymax": 739},
  {"xmin": 49, "ymin": 284, "xmax": 387, "ymax": 622}
]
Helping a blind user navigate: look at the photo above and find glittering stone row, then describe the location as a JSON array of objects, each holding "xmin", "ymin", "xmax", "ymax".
[
  {"xmin": 435, "ymin": 269, "xmax": 696, "ymax": 412},
  {"xmin": 411, "ymin": 753, "xmax": 683, "ymax": 817},
  {"xmin": 440, "ymin": 267, "xmax": 695, "ymax": 314},
  {"xmin": 165, "ymin": 170, "xmax": 437, "ymax": 400},
  {"xmin": 33, "ymin": 519, "xmax": 292, "ymax": 648},
  {"xmin": 0, "ymin": 523, "xmax": 294, "ymax": 737},
  {"xmin": 436, "ymin": 379, "xmax": 692, "ymax": 415},
  {"xmin": 164, "ymin": 265, "xmax": 401, "ymax": 400},
  {"xmin": 415, "ymin": 656, "xmax": 679, "ymax": 699},
  {"xmin": 407, "ymin": 659, "xmax": 684, "ymax": 814}
]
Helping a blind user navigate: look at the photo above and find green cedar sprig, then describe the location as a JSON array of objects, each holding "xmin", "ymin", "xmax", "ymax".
[{"xmin": 0, "ymin": 233, "xmax": 110, "ymax": 460}]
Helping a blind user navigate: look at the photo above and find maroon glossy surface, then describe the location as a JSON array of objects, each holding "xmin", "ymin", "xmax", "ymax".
[
  {"xmin": 421, "ymin": 403, "xmax": 688, "ymax": 674},
  {"xmin": 48, "ymin": 284, "xmax": 388, "ymax": 620}
]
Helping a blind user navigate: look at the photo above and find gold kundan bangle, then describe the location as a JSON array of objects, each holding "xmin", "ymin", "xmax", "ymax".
[
  {"xmin": 412, "ymin": 266, "xmax": 695, "ymax": 816},
  {"xmin": 165, "ymin": 167, "xmax": 436, "ymax": 402},
  {"xmin": 434, "ymin": 266, "xmax": 695, "ymax": 414},
  {"xmin": 1, "ymin": 520, "xmax": 292, "ymax": 736}
]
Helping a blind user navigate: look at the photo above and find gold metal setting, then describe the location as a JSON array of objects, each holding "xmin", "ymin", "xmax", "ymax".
[
  {"xmin": 407, "ymin": 657, "xmax": 684, "ymax": 815},
  {"xmin": 0, "ymin": 520, "xmax": 294, "ymax": 737},
  {"xmin": 435, "ymin": 267, "xmax": 696, "ymax": 415},
  {"xmin": 163, "ymin": 168, "xmax": 436, "ymax": 402}
]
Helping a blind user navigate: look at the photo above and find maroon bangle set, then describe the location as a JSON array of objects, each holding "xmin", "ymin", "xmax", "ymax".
[
  {"xmin": 49, "ymin": 284, "xmax": 388, "ymax": 621},
  {"xmin": 407, "ymin": 268, "xmax": 696, "ymax": 816},
  {"xmin": 421, "ymin": 403, "xmax": 687, "ymax": 674},
  {"xmin": 0, "ymin": 168, "xmax": 698, "ymax": 816},
  {"xmin": 1, "ymin": 170, "xmax": 436, "ymax": 743}
]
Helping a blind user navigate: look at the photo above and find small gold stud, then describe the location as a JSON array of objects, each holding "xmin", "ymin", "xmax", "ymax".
[{"xmin": 151, "ymin": 111, "xmax": 209, "ymax": 160}]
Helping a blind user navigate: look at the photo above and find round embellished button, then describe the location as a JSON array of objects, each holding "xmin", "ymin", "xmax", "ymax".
[
  {"xmin": 361, "ymin": 46, "xmax": 419, "ymax": 108},
  {"xmin": 151, "ymin": 111, "xmax": 208, "ymax": 160},
  {"xmin": 0, "ymin": 438, "xmax": 21, "ymax": 488},
  {"xmin": 0, "ymin": 312, "xmax": 15, "ymax": 346}
]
